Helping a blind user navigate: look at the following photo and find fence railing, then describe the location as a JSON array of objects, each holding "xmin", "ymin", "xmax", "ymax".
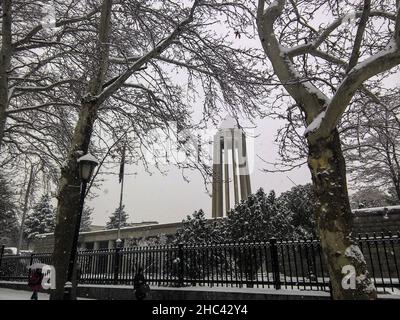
[{"xmin": 1, "ymin": 232, "xmax": 399, "ymax": 294}]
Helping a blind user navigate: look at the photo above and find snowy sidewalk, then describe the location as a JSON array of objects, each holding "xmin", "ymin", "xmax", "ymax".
[
  {"xmin": 0, "ymin": 284, "xmax": 398, "ymax": 300},
  {"xmin": 0, "ymin": 288, "xmax": 93, "ymax": 300}
]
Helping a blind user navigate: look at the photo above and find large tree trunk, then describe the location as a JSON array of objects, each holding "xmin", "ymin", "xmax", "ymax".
[
  {"xmin": 0, "ymin": 0, "xmax": 12, "ymax": 150},
  {"xmin": 308, "ymin": 129, "xmax": 377, "ymax": 299},
  {"xmin": 50, "ymin": 0, "xmax": 112, "ymax": 300},
  {"xmin": 392, "ymin": 177, "xmax": 400, "ymax": 203},
  {"xmin": 50, "ymin": 101, "xmax": 98, "ymax": 300}
]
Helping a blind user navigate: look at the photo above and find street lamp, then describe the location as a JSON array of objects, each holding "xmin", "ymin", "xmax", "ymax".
[
  {"xmin": 77, "ymin": 153, "xmax": 99, "ymax": 182},
  {"xmin": 63, "ymin": 152, "xmax": 98, "ymax": 300},
  {"xmin": 115, "ymin": 238, "xmax": 123, "ymax": 248}
]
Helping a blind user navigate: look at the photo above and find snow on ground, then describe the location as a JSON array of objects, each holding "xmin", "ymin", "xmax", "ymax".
[
  {"xmin": 352, "ymin": 205, "xmax": 400, "ymax": 213},
  {"xmin": 0, "ymin": 285, "xmax": 398, "ymax": 300},
  {"xmin": 78, "ymin": 283, "xmax": 330, "ymax": 296},
  {"xmin": 0, "ymin": 288, "xmax": 50, "ymax": 300},
  {"xmin": 0, "ymin": 288, "xmax": 93, "ymax": 300}
]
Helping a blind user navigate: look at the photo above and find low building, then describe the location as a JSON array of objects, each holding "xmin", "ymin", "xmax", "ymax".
[
  {"xmin": 31, "ymin": 205, "xmax": 400, "ymax": 253},
  {"xmin": 352, "ymin": 205, "xmax": 400, "ymax": 235},
  {"xmin": 32, "ymin": 221, "xmax": 182, "ymax": 252}
]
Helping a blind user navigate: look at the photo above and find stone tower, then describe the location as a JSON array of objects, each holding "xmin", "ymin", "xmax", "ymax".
[{"xmin": 212, "ymin": 117, "xmax": 251, "ymax": 218}]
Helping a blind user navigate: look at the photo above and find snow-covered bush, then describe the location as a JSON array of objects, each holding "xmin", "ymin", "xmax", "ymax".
[
  {"xmin": 24, "ymin": 194, "xmax": 55, "ymax": 240},
  {"xmin": 0, "ymin": 174, "xmax": 19, "ymax": 246},
  {"xmin": 105, "ymin": 205, "xmax": 129, "ymax": 229},
  {"xmin": 166, "ymin": 186, "xmax": 316, "ymax": 282}
]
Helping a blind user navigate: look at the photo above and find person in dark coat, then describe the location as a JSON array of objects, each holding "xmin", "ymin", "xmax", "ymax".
[
  {"xmin": 133, "ymin": 267, "xmax": 148, "ymax": 300},
  {"xmin": 28, "ymin": 269, "xmax": 43, "ymax": 300}
]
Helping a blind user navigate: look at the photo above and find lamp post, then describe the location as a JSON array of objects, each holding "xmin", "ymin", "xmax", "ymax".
[{"xmin": 63, "ymin": 153, "xmax": 98, "ymax": 300}]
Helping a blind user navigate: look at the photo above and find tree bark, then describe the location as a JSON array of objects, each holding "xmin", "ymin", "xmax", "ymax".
[
  {"xmin": 307, "ymin": 129, "xmax": 377, "ymax": 299},
  {"xmin": 0, "ymin": 0, "xmax": 12, "ymax": 150},
  {"xmin": 50, "ymin": 101, "xmax": 98, "ymax": 299},
  {"xmin": 50, "ymin": 0, "xmax": 112, "ymax": 300},
  {"xmin": 255, "ymin": 0, "xmax": 397, "ymax": 299},
  {"xmin": 392, "ymin": 177, "xmax": 400, "ymax": 203},
  {"xmin": 17, "ymin": 164, "xmax": 36, "ymax": 254}
]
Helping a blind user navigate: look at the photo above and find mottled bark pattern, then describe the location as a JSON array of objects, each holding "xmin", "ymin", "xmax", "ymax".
[
  {"xmin": 0, "ymin": 0, "xmax": 12, "ymax": 149},
  {"xmin": 308, "ymin": 129, "xmax": 377, "ymax": 299},
  {"xmin": 50, "ymin": 0, "xmax": 112, "ymax": 300},
  {"xmin": 255, "ymin": 0, "xmax": 400, "ymax": 299},
  {"xmin": 51, "ymin": 101, "xmax": 98, "ymax": 299}
]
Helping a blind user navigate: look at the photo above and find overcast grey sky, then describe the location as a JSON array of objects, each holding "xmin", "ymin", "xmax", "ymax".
[
  {"xmin": 88, "ymin": 68, "xmax": 400, "ymax": 226},
  {"xmin": 87, "ymin": 115, "xmax": 312, "ymax": 226},
  {"xmin": 85, "ymin": 3, "xmax": 400, "ymax": 227}
]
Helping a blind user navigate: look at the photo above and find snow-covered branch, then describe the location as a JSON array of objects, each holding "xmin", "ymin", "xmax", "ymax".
[
  {"xmin": 6, "ymin": 102, "xmax": 79, "ymax": 115},
  {"xmin": 315, "ymin": 40, "xmax": 400, "ymax": 140},
  {"xmin": 287, "ymin": 10, "xmax": 396, "ymax": 59},
  {"xmin": 12, "ymin": 7, "xmax": 100, "ymax": 50},
  {"xmin": 13, "ymin": 79, "xmax": 83, "ymax": 94},
  {"xmin": 110, "ymin": 55, "xmax": 214, "ymax": 77},
  {"xmin": 346, "ymin": 0, "xmax": 371, "ymax": 73},
  {"xmin": 97, "ymin": 0, "xmax": 201, "ymax": 104},
  {"xmin": 257, "ymin": 0, "xmax": 328, "ymax": 119}
]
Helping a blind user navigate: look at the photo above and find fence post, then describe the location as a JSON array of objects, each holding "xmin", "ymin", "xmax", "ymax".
[
  {"xmin": 269, "ymin": 238, "xmax": 281, "ymax": 290},
  {"xmin": 113, "ymin": 247, "xmax": 121, "ymax": 284},
  {"xmin": 27, "ymin": 253, "xmax": 35, "ymax": 281},
  {"xmin": 328, "ymin": 282, "xmax": 333, "ymax": 300},
  {"xmin": 0, "ymin": 245, "xmax": 4, "ymax": 271},
  {"xmin": 178, "ymin": 243, "xmax": 184, "ymax": 287}
]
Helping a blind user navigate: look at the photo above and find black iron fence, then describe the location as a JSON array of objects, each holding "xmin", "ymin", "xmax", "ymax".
[{"xmin": 1, "ymin": 232, "xmax": 399, "ymax": 294}]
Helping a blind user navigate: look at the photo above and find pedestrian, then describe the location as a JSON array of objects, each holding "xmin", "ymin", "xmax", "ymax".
[
  {"xmin": 133, "ymin": 267, "xmax": 149, "ymax": 300},
  {"xmin": 28, "ymin": 268, "xmax": 43, "ymax": 300}
]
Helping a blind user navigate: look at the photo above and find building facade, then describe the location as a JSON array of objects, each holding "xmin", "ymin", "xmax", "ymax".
[
  {"xmin": 212, "ymin": 117, "xmax": 252, "ymax": 218},
  {"xmin": 32, "ymin": 222, "xmax": 182, "ymax": 253},
  {"xmin": 31, "ymin": 206, "xmax": 400, "ymax": 253}
]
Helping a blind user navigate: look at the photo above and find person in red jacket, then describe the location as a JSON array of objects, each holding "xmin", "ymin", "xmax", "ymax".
[{"xmin": 28, "ymin": 269, "xmax": 43, "ymax": 300}]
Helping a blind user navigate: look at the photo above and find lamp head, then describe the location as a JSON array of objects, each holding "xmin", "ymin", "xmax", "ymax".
[
  {"xmin": 77, "ymin": 153, "xmax": 99, "ymax": 182},
  {"xmin": 115, "ymin": 238, "xmax": 123, "ymax": 248}
]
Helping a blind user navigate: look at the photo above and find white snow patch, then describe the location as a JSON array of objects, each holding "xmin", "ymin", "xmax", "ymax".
[
  {"xmin": 269, "ymin": 1, "xmax": 279, "ymax": 9},
  {"xmin": 353, "ymin": 205, "xmax": 400, "ymax": 214},
  {"xmin": 0, "ymin": 288, "xmax": 93, "ymax": 300},
  {"xmin": 303, "ymin": 82, "xmax": 330, "ymax": 103},
  {"xmin": 388, "ymin": 288, "xmax": 400, "ymax": 296},
  {"xmin": 304, "ymin": 111, "xmax": 326, "ymax": 135},
  {"xmin": 345, "ymin": 245, "xmax": 366, "ymax": 265},
  {"xmin": 356, "ymin": 273, "xmax": 376, "ymax": 294},
  {"xmin": 77, "ymin": 283, "xmax": 331, "ymax": 297},
  {"xmin": 350, "ymin": 39, "xmax": 397, "ymax": 73},
  {"xmin": 287, "ymin": 63, "xmax": 330, "ymax": 103},
  {"xmin": 77, "ymin": 153, "xmax": 99, "ymax": 165}
]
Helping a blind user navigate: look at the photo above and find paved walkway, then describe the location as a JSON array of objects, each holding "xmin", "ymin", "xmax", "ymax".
[{"xmin": 0, "ymin": 288, "xmax": 93, "ymax": 300}]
